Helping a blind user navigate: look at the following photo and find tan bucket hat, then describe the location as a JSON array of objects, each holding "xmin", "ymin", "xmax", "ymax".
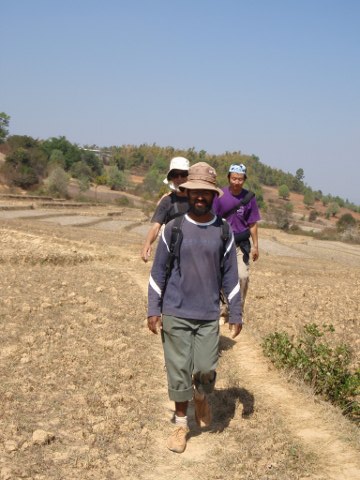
[{"xmin": 179, "ymin": 162, "xmax": 223, "ymax": 197}]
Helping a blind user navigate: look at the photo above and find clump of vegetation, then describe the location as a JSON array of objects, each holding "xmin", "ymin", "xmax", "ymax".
[
  {"xmin": 262, "ymin": 323, "xmax": 360, "ymax": 422},
  {"xmin": 115, "ymin": 196, "xmax": 132, "ymax": 207},
  {"xmin": 337, "ymin": 213, "xmax": 357, "ymax": 232},
  {"xmin": 303, "ymin": 189, "xmax": 315, "ymax": 208},
  {"xmin": 45, "ymin": 167, "xmax": 69, "ymax": 198},
  {"xmin": 326, "ymin": 202, "xmax": 340, "ymax": 218},
  {"xmin": 278, "ymin": 184, "xmax": 290, "ymax": 200},
  {"xmin": 308, "ymin": 209, "xmax": 319, "ymax": 222},
  {"xmin": 107, "ymin": 166, "xmax": 127, "ymax": 191},
  {"xmin": 265, "ymin": 205, "xmax": 291, "ymax": 230}
]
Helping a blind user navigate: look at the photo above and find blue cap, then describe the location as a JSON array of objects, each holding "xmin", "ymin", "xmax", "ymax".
[{"xmin": 228, "ymin": 164, "xmax": 247, "ymax": 175}]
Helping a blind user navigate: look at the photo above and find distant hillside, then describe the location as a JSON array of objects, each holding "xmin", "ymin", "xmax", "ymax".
[
  {"xmin": 261, "ymin": 185, "xmax": 360, "ymax": 231},
  {"xmin": 0, "ymin": 136, "xmax": 359, "ymax": 222}
]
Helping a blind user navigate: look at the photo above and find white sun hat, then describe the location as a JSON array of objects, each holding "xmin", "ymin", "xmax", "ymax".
[{"xmin": 163, "ymin": 157, "xmax": 190, "ymax": 185}]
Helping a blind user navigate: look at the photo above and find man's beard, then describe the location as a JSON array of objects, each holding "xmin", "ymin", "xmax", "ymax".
[{"xmin": 188, "ymin": 203, "xmax": 212, "ymax": 216}]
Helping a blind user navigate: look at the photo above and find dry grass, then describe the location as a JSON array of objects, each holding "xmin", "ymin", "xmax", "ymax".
[{"xmin": 0, "ymin": 204, "xmax": 359, "ymax": 479}]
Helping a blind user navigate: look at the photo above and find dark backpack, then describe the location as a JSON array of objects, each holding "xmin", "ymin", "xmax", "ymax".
[
  {"xmin": 164, "ymin": 193, "xmax": 189, "ymax": 224},
  {"xmin": 163, "ymin": 214, "xmax": 231, "ymax": 296}
]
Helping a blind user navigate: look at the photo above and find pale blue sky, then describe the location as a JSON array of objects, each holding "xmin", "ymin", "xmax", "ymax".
[{"xmin": 2, "ymin": 0, "xmax": 359, "ymax": 203}]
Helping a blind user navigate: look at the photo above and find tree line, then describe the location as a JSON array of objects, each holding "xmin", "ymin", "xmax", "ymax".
[{"xmin": 0, "ymin": 111, "xmax": 359, "ymax": 215}]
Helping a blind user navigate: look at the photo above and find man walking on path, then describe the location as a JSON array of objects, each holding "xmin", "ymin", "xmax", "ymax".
[
  {"xmin": 213, "ymin": 164, "xmax": 260, "ymax": 322},
  {"xmin": 147, "ymin": 162, "xmax": 242, "ymax": 453},
  {"xmin": 141, "ymin": 156, "xmax": 190, "ymax": 262}
]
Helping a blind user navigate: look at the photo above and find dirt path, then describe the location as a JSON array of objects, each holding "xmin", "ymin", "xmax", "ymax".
[
  {"xmin": 129, "ymin": 245, "xmax": 360, "ymax": 480},
  {"xmin": 0, "ymin": 205, "xmax": 359, "ymax": 479}
]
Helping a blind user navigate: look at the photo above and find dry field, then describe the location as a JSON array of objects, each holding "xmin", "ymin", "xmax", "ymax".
[{"xmin": 0, "ymin": 201, "xmax": 359, "ymax": 480}]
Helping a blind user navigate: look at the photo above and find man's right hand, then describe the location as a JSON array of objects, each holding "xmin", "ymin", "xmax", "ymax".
[{"xmin": 147, "ymin": 316, "xmax": 162, "ymax": 334}]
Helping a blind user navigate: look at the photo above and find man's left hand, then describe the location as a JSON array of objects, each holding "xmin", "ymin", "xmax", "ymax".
[
  {"xmin": 252, "ymin": 246, "xmax": 259, "ymax": 262},
  {"xmin": 229, "ymin": 323, "xmax": 242, "ymax": 339},
  {"xmin": 147, "ymin": 316, "xmax": 162, "ymax": 334}
]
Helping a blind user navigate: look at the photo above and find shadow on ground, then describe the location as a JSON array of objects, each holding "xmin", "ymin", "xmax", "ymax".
[
  {"xmin": 219, "ymin": 334, "xmax": 237, "ymax": 354},
  {"xmin": 211, "ymin": 386, "xmax": 255, "ymax": 431},
  {"xmin": 187, "ymin": 386, "xmax": 255, "ymax": 439}
]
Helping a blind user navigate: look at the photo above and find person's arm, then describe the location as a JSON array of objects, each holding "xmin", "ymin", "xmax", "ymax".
[
  {"xmin": 141, "ymin": 196, "xmax": 172, "ymax": 262},
  {"xmin": 249, "ymin": 222, "xmax": 259, "ymax": 261},
  {"xmin": 147, "ymin": 315, "xmax": 162, "ymax": 334},
  {"xmin": 221, "ymin": 232, "xmax": 243, "ymax": 338},
  {"xmin": 147, "ymin": 227, "xmax": 170, "ymax": 331},
  {"xmin": 229, "ymin": 323, "xmax": 242, "ymax": 339},
  {"xmin": 141, "ymin": 222, "xmax": 162, "ymax": 262}
]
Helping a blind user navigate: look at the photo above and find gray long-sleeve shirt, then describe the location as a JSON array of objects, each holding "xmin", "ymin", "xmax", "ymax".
[{"xmin": 148, "ymin": 214, "xmax": 242, "ymax": 324}]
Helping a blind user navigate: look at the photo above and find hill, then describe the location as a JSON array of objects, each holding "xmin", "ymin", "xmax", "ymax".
[
  {"xmin": 262, "ymin": 185, "xmax": 360, "ymax": 230},
  {"xmin": 1, "ymin": 136, "xmax": 359, "ymax": 240}
]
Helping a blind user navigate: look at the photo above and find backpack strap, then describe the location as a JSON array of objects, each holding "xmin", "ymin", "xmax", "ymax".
[
  {"xmin": 163, "ymin": 215, "xmax": 184, "ymax": 297},
  {"xmin": 219, "ymin": 217, "xmax": 230, "ymax": 276},
  {"xmin": 223, "ymin": 190, "xmax": 255, "ymax": 218}
]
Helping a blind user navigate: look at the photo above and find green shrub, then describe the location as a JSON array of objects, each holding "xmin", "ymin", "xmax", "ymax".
[
  {"xmin": 337, "ymin": 213, "xmax": 356, "ymax": 232},
  {"xmin": 278, "ymin": 184, "xmax": 290, "ymax": 200},
  {"xmin": 327, "ymin": 202, "xmax": 340, "ymax": 217},
  {"xmin": 107, "ymin": 166, "xmax": 127, "ymax": 191},
  {"xmin": 262, "ymin": 323, "xmax": 360, "ymax": 421},
  {"xmin": 115, "ymin": 196, "xmax": 132, "ymax": 207},
  {"xmin": 284, "ymin": 202, "xmax": 294, "ymax": 213},
  {"xmin": 289, "ymin": 224, "xmax": 300, "ymax": 232},
  {"xmin": 308, "ymin": 210, "xmax": 318, "ymax": 222},
  {"xmin": 46, "ymin": 167, "xmax": 69, "ymax": 198}
]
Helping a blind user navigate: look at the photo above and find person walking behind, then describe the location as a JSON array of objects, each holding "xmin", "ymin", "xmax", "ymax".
[
  {"xmin": 213, "ymin": 164, "xmax": 260, "ymax": 322},
  {"xmin": 147, "ymin": 162, "xmax": 242, "ymax": 453},
  {"xmin": 141, "ymin": 157, "xmax": 190, "ymax": 262}
]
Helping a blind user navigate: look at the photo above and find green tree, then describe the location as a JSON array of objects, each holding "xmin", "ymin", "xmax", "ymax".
[
  {"xmin": 303, "ymin": 190, "xmax": 315, "ymax": 207},
  {"xmin": 46, "ymin": 167, "xmax": 69, "ymax": 197},
  {"xmin": 143, "ymin": 168, "xmax": 163, "ymax": 194},
  {"xmin": 41, "ymin": 136, "xmax": 81, "ymax": 170},
  {"xmin": 284, "ymin": 202, "xmax": 294, "ymax": 213},
  {"xmin": 0, "ymin": 112, "xmax": 10, "ymax": 143},
  {"xmin": 326, "ymin": 202, "xmax": 340, "ymax": 218},
  {"xmin": 278, "ymin": 184, "xmax": 290, "ymax": 200},
  {"xmin": 1, "ymin": 135, "xmax": 48, "ymax": 188},
  {"xmin": 111, "ymin": 152, "xmax": 126, "ymax": 170},
  {"xmin": 7, "ymin": 135, "xmax": 38, "ymax": 150},
  {"xmin": 78, "ymin": 175, "xmax": 90, "ymax": 192},
  {"xmin": 107, "ymin": 166, "xmax": 126, "ymax": 190},
  {"xmin": 80, "ymin": 150, "xmax": 103, "ymax": 177},
  {"xmin": 70, "ymin": 160, "xmax": 92, "ymax": 180},
  {"xmin": 93, "ymin": 175, "xmax": 107, "ymax": 201},
  {"xmin": 322, "ymin": 195, "xmax": 331, "ymax": 206},
  {"xmin": 290, "ymin": 168, "xmax": 305, "ymax": 193},
  {"xmin": 2, "ymin": 147, "xmax": 39, "ymax": 188},
  {"xmin": 336, "ymin": 213, "xmax": 356, "ymax": 232},
  {"xmin": 295, "ymin": 168, "xmax": 304, "ymax": 182},
  {"xmin": 48, "ymin": 149, "xmax": 66, "ymax": 172}
]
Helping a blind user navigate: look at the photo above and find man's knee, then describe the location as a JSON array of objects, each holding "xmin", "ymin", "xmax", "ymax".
[{"xmin": 193, "ymin": 370, "xmax": 217, "ymax": 395}]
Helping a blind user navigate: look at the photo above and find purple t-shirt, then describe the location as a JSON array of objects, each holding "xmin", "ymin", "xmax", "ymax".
[{"xmin": 213, "ymin": 187, "xmax": 260, "ymax": 234}]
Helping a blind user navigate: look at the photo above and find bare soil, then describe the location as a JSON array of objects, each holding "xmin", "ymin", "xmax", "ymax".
[{"xmin": 0, "ymin": 200, "xmax": 359, "ymax": 480}]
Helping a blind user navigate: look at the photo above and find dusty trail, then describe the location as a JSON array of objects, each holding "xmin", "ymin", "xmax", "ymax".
[{"xmin": 127, "ymin": 235, "xmax": 360, "ymax": 480}]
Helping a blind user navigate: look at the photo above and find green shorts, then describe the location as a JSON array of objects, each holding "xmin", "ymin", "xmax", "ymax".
[{"xmin": 161, "ymin": 315, "xmax": 219, "ymax": 402}]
